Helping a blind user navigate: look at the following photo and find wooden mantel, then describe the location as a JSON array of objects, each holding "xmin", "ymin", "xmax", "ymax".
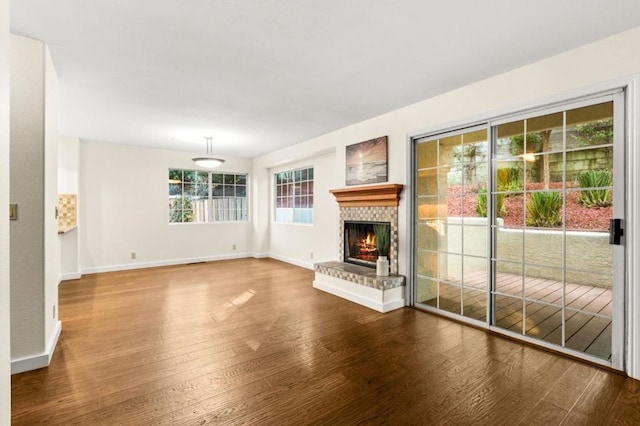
[{"xmin": 330, "ymin": 184, "xmax": 404, "ymax": 207}]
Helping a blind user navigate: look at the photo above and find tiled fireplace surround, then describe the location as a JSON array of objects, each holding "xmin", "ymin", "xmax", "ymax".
[{"xmin": 313, "ymin": 184, "xmax": 406, "ymax": 313}]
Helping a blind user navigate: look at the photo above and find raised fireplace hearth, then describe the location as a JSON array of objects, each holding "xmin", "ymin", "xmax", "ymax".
[{"xmin": 313, "ymin": 184, "xmax": 405, "ymax": 313}]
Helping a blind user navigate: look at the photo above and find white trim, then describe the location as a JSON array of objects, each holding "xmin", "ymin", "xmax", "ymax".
[
  {"xmin": 268, "ymin": 253, "xmax": 314, "ymax": 270},
  {"xmin": 59, "ymin": 272, "xmax": 82, "ymax": 282},
  {"xmin": 252, "ymin": 253, "xmax": 270, "ymax": 259},
  {"xmin": 313, "ymin": 273, "xmax": 405, "ymax": 313},
  {"xmin": 81, "ymin": 253, "xmax": 251, "ymax": 274},
  {"xmin": 11, "ymin": 320, "xmax": 61, "ymax": 374},
  {"xmin": 626, "ymin": 75, "xmax": 640, "ymax": 380}
]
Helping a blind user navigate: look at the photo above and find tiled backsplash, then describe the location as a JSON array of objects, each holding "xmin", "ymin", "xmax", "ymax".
[
  {"xmin": 338, "ymin": 206, "xmax": 399, "ymax": 274},
  {"xmin": 57, "ymin": 194, "xmax": 77, "ymax": 233}
]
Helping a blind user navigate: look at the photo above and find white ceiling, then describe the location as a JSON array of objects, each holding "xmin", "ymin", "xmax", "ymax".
[{"xmin": 10, "ymin": 1, "xmax": 640, "ymax": 158}]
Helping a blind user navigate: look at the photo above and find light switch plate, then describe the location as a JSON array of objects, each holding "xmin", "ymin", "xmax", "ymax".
[{"xmin": 9, "ymin": 204, "xmax": 17, "ymax": 220}]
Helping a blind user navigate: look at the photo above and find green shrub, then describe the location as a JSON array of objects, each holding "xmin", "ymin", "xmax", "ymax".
[
  {"xmin": 476, "ymin": 187, "xmax": 505, "ymax": 218},
  {"xmin": 497, "ymin": 167, "xmax": 523, "ymax": 193},
  {"xmin": 526, "ymin": 192, "xmax": 562, "ymax": 227},
  {"xmin": 578, "ymin": 170, "xmax": 612, "ymax": 207}
]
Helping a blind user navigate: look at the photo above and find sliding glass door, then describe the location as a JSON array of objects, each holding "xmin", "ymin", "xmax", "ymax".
[
  {"xmin": 416, "ymin": 127, "xmax": 490, "ymax": 323},
  {"xmin": 413, "ymin": 93, "xmax": 625, "ymax": 368}
]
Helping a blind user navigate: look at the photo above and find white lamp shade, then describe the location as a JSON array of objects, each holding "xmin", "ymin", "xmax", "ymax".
[{"xmin": 192, "ymin": 157, "xmax": 225, "ymax": 168}]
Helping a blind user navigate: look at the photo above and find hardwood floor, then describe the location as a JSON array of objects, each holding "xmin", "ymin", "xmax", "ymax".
[{"xmin": 11, "ymin": 258, "xmax": 640, "ymax": 425}]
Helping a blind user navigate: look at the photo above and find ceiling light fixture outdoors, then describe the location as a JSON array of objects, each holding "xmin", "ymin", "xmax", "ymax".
[{"xmin": 192, "ymin": 136, "xmax": 225, "ymax": 168}]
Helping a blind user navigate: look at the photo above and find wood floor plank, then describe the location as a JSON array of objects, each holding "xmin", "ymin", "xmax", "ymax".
[{"xmin": 10, "ymin": 258, "xmax": 640, "ymax": 425}]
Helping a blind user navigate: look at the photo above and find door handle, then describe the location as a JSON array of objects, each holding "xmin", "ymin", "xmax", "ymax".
[{"xmin": 609, "ymin": 218, "xmax": 624, "ymax": 245}]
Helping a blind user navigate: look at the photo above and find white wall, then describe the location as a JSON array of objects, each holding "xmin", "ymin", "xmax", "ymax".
[
  {"xmin": 254, "ymin": 26, "xmax": 640, "ymax": 276},
  {"xmin": 267, "ymin": 151, "xmax": 339, "ymax": 269},
  {"xmin": 9, "ymin": 35, "xmax": 61, "ymax": 372},
  {"xmin": 79, "ymin": 141, "xmax": 254, "ymax": 272},
  {"xmin": 59, "ymin": 136, "xmax": 80, "ymax": 279},
  {"xmin": 253, "ymin": 27, "xmax": 640, "ymax": 375},
  {"xmin": 0, "ymin": 0, "xmax": 11, "ymax": 420},
  {"xmin": 43, "ymin": 45, "xmax": 60, "ymax": 350}
]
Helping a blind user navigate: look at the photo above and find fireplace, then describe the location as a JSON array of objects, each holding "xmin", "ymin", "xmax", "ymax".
[{"xmin": 344, "ymin": 221, "xmax": 391, "ymax": 269}]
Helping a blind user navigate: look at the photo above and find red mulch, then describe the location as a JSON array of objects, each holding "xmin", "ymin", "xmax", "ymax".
[{"xmin": 447, "ymin": 183, "xmax": 611, "ymax": 231}]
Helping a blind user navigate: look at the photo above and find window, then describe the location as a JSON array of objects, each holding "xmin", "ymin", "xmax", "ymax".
[
  {"xmin": 169, "ymin": 169, "xmax": 248, "ymax": 223},
  {"xmin": 274, "ymin": 167, "xmax": 314, "ymax": 224}
]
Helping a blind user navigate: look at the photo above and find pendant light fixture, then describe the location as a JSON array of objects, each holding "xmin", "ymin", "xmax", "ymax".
[{"xmin": 192, "ymin": 136, "xmax": 225, "ymax": 168}]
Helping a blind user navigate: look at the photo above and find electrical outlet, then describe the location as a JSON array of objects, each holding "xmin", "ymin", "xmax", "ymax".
[
  {"xmin": 131, "ymin": 252, "xmax": 136, "ymax": 260},
  {"xmin": 232, "ymin": 244, "xmax": 236, "ymax": 250},
  {"xmin": 310, "ymin": 252, "xmax": 314, "ymax": 260}
]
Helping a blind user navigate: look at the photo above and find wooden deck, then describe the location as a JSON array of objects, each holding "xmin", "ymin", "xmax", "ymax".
[{"xmin": 422, "ymin": 271, "xmax": 613, "ymax": 360}]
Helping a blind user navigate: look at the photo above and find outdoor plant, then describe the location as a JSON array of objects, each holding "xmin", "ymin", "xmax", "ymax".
[
  {"xmin": 497, "ymin": 166, "xmax": 522, "ymax": 193},
  {"xmin": 578, "ymin": 170, "xmax": 612, "ymax": 207},
  {"xmin": 526, "ymin": 191, "xmax": 562, "ymax": 227},
  {"xmin": 476, "ymin": 187, "xmax": 505, "ymax": 218},
  {"xmin": 373, "ymin": 224, "xmax": 390, "ymax": 257},
  {"xmin": 169, "ymin": 196, "xmax": 193, "ymax": 223}
]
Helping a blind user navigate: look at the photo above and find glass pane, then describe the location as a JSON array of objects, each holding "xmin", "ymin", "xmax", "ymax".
[
  {"xmin": 439, "ymin": 135, "xmax": 461, "ymax": 168},
  {"xmin": 496, "ymin": 227, "xmax": 523, "ymax": 263},
  {"xmin": 525, "ymin": 232, "xmax": 563, "ymax": 268},
  {"xmin": 525, "ymin": 191, "xmax": 564, "ymax": 230},
  {"xmin": 494, "ymin": 263, "xmax": 523, "ymax": 297},
  {"xmin": 212, "ymin": 173, "xmax": 223, "ymax": 184},
  {"xmin": 416, "ymin": 277, "xmax": 437, "ymax": 305},
  {"xmin": 169, "ymin": 183, "xmax": 181, "ymax": 196},
  {"xmin": 463, "ymin": 255, "xmax": 487, "ymax": 291},
  {"xmin": 236, "ymin": 186, "xmax": 247, "ymax": 197},
  {"xmin": 443, "ymin": 195, "xmax": 461, "ymax": 219},
  {"xmin": 169, "ymin": 169, "xmax": 182, "ymax": 181},
  {"xmin": 566, "ymin": 102, "xmax": 614, "ymax": 149},
  {"xmin": 416, "ymin": 223, "xmax": 439, "ymax": 252},
  {"xmin": 237, "ymin": 174, "xmax": 247, "ymax": 185},
  {"xmin": 462, "ymin": 288, "xmax": 486, "ymax": 322},
  {"xmin": 523, "ymin": 266, "xmax": 564, "ymax": 302},
  {"xmin": 442, "ymin": 223, "xmax": 462, "ymax": 254},
  {"xmin": 494, "ymin": 294, "xmax": 523, "ymax": 330},
  {"xmin": 416, "ymin": 251, "xmax": 438, "ymax": 279},
  {"xmin": 462, "ymin": 224, "xmax": 487, "ymax": 257},
  {"xmin": 564, "ymin": 312, "xmax": 611, "ymax": 357},
  {"xmin": 183, "ymin": 183, "xmax": 195, "ymax": 196},
  {"xmin": 496, "ymin": 120, "xmax": 524, "ymax": 158},
  {"xmin": 438, "ymin": 282, "xmax": 461, "ymax": 315},
  {"xmin": 523, "ymin": 301, "xmax": 563, "ymax": 346},
  {"xmin": 417, "ymin": 141, "xmax": 437, "ymax": 169},
  {"xmin": 224, "ymin": 174, "xmax": 235, "ymax": 184},
  {"xmin": 416, "ymin": 168, "xmax": 438, "ymax": 196},
  {"xmin": 497, "ymin": 161, "xmax": 524, "ymax": 194},
  {"xmin": 183, "ymin": 170, "xmax": 196, "ymax": 183},
  {"xmin": 417, "ymin": 196, "xmax": 442, "ymax": 221},
  {"xmin": 440, "ymin": 253, "xmax": 462, "ymax": 284}
]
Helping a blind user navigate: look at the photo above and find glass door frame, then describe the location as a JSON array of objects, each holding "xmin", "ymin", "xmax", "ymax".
[{"xmin": 410, "ymin": 89, "xmax": 627, "ymax": 371}]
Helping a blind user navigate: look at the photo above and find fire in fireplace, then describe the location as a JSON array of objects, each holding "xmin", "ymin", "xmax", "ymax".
[{"xmin": 344, "ymin": 221, "xmax": 391, "ymax": 268}]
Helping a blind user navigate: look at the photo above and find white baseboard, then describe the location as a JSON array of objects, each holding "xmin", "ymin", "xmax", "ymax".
[
  {"xmin": 80, "ymin": 253, "xmax": 251, "ymax": 275},
  {"xmin": 268, "ymin": 253, "xmax": 314, "ymax": 270},
  {"xmin": 60, "ymin": 272, "xmax": 82, "ymax": 281},
  {"xmin": 11, "ymin": 320, "xmax": 61, "ymax": 374},
  {"xmin": 313, "ymin": 276, "xmax": 405, "ymax": 313},
  {"xmin": 252, "ymin": 252, "xmax": 270, "ymax": 259}
]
